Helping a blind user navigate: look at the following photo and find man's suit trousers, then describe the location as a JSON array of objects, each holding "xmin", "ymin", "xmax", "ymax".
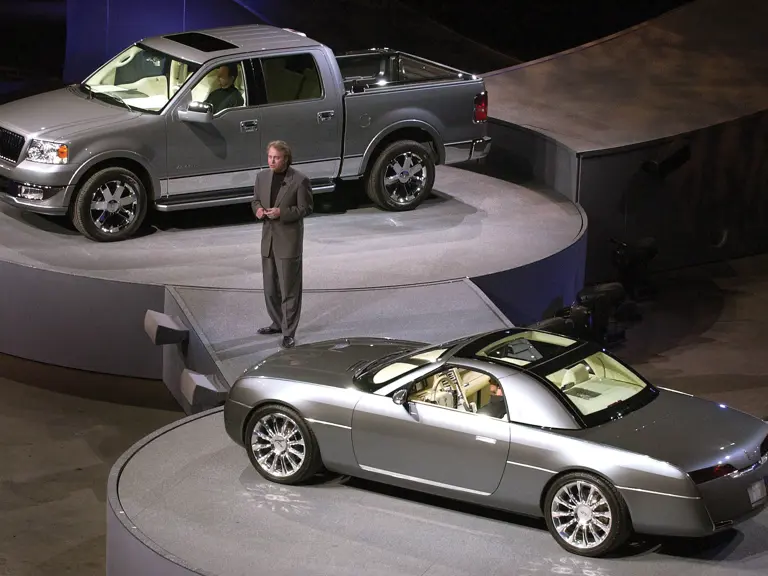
[{"xmin": 262, "ymin": 249, "xmax": 303, "ymax": 339}]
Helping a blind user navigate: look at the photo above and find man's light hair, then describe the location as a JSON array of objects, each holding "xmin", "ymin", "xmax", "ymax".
[{"xmin": 267, "ymin": 140, "xmax": 292, "ymax": 167}]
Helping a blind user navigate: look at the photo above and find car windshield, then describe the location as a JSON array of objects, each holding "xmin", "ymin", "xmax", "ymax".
[
  {"xmin": 80, "ymin": 44, "xmax": 200, "ymax": 113},
  {"xmin": 356, "ymin": 345, "xmax": 452, "ymax": 390},
  {"xmin": 543, "ymin": 351, "xmax": 657, "ymax": 425}
]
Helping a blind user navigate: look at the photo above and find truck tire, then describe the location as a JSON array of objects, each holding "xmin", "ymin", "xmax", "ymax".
[
  {"xmin": 366, "ymin": 140, "xmax": 435, "ymax": 211},
  {"xmin": 71, "ymin": 166, "xmax": 148, "ymax": 242}
]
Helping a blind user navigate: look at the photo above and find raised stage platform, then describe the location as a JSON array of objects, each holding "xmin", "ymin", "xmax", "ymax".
[
  {"xmin": 482, "ymin": 0, "xmax": 768, "ymax": 281},
  {"xmin": 108, "ymin": 408, "xmax": 768, "ymax": 576},
  {"xmin": 0, "ymin": 165, "xmax": 587, "ymax": 383}
]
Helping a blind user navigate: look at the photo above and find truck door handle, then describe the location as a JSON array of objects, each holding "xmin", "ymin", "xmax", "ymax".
[
  {"xmin": 240, "ymin": 120, "xmax": 259, "ymax": 133},
  {"xmin": 317, "ymin": 110, "xmax": 335, "ymax": 123}
]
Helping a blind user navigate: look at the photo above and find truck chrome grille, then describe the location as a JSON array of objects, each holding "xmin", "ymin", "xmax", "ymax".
[{"xmin": 0, "ymin": 126, "xmax": 25, "ymax": 163}]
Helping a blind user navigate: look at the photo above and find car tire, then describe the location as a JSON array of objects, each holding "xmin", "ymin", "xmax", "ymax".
[
  {"xmin": 71, "ymin": 166, "xmax": 148, "ymax": 242},
  {"xmin": 244, "ymin": 404, "xmax": 324, "ymax": 485},
  {"xmin": 365, "ymin": 139, "xmax": 436, "ymax": 211},
  {"xmin": 543, "ymin": 471, "xmax": 632, "ymax": 557}
]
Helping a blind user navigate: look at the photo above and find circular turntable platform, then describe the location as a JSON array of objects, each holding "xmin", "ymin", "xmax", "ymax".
[
  {"xmin": 0, "ymin": 166, "xmax": 584, "ymax": 290},
  {"xmin": 108, "ymin": 409, "xmax": 768, "ymax": 576}
]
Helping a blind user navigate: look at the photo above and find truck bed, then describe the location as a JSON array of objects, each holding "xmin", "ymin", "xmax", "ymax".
[{"xmin": 336, "ymin": 49, "xmax": 475, "ymax": 93}]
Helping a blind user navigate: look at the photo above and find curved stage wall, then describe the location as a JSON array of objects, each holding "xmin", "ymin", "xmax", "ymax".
[{"xmin": 484, "ymin": 0, "xmax": 768, "ymax": 282}]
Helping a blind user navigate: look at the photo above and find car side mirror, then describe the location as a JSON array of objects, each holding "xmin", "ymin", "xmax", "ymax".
[
  {"xmin": 178, "ymin": 101, "xmax": 213, "ymax": 123},
  {"xmin": 392, "ymin": 389, "xmax": 408, "ymax": 406}
]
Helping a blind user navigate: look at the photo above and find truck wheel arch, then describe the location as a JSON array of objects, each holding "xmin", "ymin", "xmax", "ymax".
[
  {"xmin": 360, "ymin": 121, "xmax": 444, "ymax": 176},
  {"xmin": 68, "ymin": 153, "xmax": 158, "ymax": 206}
]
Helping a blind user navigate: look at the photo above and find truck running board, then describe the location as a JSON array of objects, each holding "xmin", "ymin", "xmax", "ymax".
[{"xmin": 155, "ymin": 182, "xmax": 336, "ymax": 212}]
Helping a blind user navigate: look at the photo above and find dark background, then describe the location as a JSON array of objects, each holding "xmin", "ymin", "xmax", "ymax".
[{"xmin": 0, "ymin": 0, "xmax": 692, "ymax": 83}]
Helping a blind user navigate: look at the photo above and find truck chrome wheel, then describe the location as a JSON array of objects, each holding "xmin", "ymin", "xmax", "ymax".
[
  {"xmin": 366, "ymin": 139, "xmax": 435, "ymax": 211},
  {"xmin": 550, "ymin": 480, "xmax": 612, "ymax": 550},
  {"xmin": 71, "ymin": 166, "xmax": 148, "ymax": 242},
  {"xmin": 90, "ymin": 179, "xmax": 140, "ymax": 235},
  {"xmin": 250, "ymin": 412, "xmax": 307, "ymax": 479},
  {"xmin": 383, "ymin": 151, "xmax": 428, "ymax": 205}
]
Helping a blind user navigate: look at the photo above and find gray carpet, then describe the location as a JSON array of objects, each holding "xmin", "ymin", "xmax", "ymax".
[
  {"xmin": 117, "ymin": 410, "xmax": 768, "ymax": 576},
  {"xmin": 173, "ymin": 279, "xmax": 512, "ymax": 385},
  {"xmin": 0, "ymin": 166, "xmax": 583, "ymax": 290}
]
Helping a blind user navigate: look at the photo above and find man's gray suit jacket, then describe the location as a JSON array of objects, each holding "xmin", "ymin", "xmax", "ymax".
[{"xmin": 251, "ymin": 167, "xmax": 314, "ymax": 259}]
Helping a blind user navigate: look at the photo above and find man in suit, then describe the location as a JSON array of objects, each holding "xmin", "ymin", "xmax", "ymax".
[{"xmin": 252, "ymin": 140, "xmax": 313, "ymax": 349}]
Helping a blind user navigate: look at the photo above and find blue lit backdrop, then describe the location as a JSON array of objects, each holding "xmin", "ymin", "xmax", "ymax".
[{"xmin": 64, "ymin": 0, "xmax": 272, "ymax": 83}]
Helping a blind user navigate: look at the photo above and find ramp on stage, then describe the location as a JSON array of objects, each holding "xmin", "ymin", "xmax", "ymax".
[{"xmin": 0, "ymin": 165, "xmax": 587, "ymax": 399}]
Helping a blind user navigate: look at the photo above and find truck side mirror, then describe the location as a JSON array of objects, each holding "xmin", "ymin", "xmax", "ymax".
[{"xmin": 178, "ymin": 101, "xmax": 213, "ymax": 124}]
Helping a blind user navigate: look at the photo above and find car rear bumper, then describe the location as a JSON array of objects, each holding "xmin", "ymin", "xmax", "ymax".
[
  {"xmin": 443, "ymin": 136, "xmax": 492, "ymax": 165},
  {"xmin": 619, "ymin": 487, "xmax": 716, "ymax": 537},
  {"xmin": 697, "ymin": 461, "xmax": 768, "ymax": 529},
  {"xmin": 622, "ymin": 463, "xmax": 768, "ymax": 537}
]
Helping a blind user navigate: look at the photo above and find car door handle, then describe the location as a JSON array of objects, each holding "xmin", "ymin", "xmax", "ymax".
[
  {"xmin": 317, "ymin": 110, "xmax": 335, "ymax": 123},
  {"xmin": 475, "ymin": 436, "xmax": 496, "ymax": 444},
  {"xmin": 240, "ymin": 120, "xmax": 259, "ymax": 133}
]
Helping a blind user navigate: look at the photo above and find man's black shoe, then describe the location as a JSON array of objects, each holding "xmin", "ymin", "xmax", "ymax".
[
  {"xmin": 257, "ymin": 326, "xmax": 281, "ymax": 335},
  {"xmin": 281, "ymin": 336, "xmax": 295, "ymax": 349}
]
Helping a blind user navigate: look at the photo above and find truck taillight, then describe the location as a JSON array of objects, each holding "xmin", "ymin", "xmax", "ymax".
[{"xmin": 473, "ymin": 92, "xmax": 488, "ymax": 123}]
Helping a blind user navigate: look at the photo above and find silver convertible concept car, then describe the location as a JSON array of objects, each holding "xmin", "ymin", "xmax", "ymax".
[{"xmin": 224, "ymin": 328, "xmax": 768, "ymax": 557}]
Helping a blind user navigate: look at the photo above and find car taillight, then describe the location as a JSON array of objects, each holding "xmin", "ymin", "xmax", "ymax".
[
  {"xmin": 688, "ymin": 463, "xmax": 737, "ymax": 484},
  {"xmin": 474, "ymin": 92, "xmax": 488, "ymax": 123}
]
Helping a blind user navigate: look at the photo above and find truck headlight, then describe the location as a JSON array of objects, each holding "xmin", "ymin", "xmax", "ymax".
[{"xmin": 26, "ymin": 140, "xmax": 69, "ymax": 164}]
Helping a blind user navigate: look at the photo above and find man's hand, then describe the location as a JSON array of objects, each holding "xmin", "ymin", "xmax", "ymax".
[
  {"xmin": 256, "ymin": 207, "xmax": 265, "ymax": 219},
  {"xmin": 266, "ymin": 207, "xmax": 281, "ymax": 219}
]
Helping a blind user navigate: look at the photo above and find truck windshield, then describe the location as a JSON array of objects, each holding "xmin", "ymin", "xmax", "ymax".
[{"xmin": 80, "ymin": 44, "xmax": 200, "ymax": 113}]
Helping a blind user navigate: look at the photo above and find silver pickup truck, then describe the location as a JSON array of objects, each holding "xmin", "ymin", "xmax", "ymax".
[{"xmin": 0, "ymin": 25, "xmax": 490, "ymax": 242}]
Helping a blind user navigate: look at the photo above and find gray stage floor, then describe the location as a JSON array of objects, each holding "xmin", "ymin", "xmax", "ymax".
[
  {"xmin": 0, "ymin": 166, "xmax": 584, "ymax": 290},
  {"xmin": 172, "ymin": 279, "xmax": 512, "ymax": 384},
  {"xmin": 117, "ymin": 409, "xmax": 768, "ymax": 576},
  {"xmin": 485, "ymin": 0, "xmax": 768, "ymax": 152}
]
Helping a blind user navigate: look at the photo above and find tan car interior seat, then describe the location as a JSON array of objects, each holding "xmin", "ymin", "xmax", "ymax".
[
  {"xmin": 561, "ymin": 363, "xmax": 591, "ymax": 389},
  {"xmin": 457, "ymin": 369, "xmax": 492, "ymax": 407}
]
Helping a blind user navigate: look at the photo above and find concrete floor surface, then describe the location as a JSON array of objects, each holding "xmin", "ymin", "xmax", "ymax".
[{"xmin": 2, "ymin": 254, "xmax": 768, "ymax": 575}]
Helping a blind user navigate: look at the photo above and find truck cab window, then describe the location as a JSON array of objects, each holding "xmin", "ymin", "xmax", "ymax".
[
  {"xmin": 260, "ymin": 54, "xmax": 323, "ymax": 104},
  {"xmin": 189, "ymin": 62, "xmax": 247, "ymax": 114}
]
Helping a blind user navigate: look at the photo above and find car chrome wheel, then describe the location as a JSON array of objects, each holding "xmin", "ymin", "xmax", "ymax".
[
  {"xmin": 550, "ymin": 480, "xmax": 613, "ymax": 550},
  {"xmin": 250, "ymin": 412, "xmax": 307, "ymax": 478},
  {"xmin": 90, "ymin": 179, "xmax": 139, "ymax": 235},
  {"xmin": 382, "ymin": 151, "xmax": 428, "ymax": 205}
]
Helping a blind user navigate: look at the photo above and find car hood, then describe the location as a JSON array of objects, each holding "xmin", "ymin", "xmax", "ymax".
[
  {"xmin": 242, "ymin": 337, "xmax": 426, "ymax": 389},
  {"xmin": 0, "ymin": 86, "xmax": 137, "ymax": 140},
  {"xmin": 574, "ymin": 388, "xmax": 768, "ymax": 473}
]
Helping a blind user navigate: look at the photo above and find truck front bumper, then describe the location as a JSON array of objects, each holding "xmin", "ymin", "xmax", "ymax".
[
  {"xmin": 444, "ymin": 136, "xmax": 492, "ymax": 165},
  {"xmin": 0, "ymin": 175, "xmax": 71, "ymax": 215}
]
